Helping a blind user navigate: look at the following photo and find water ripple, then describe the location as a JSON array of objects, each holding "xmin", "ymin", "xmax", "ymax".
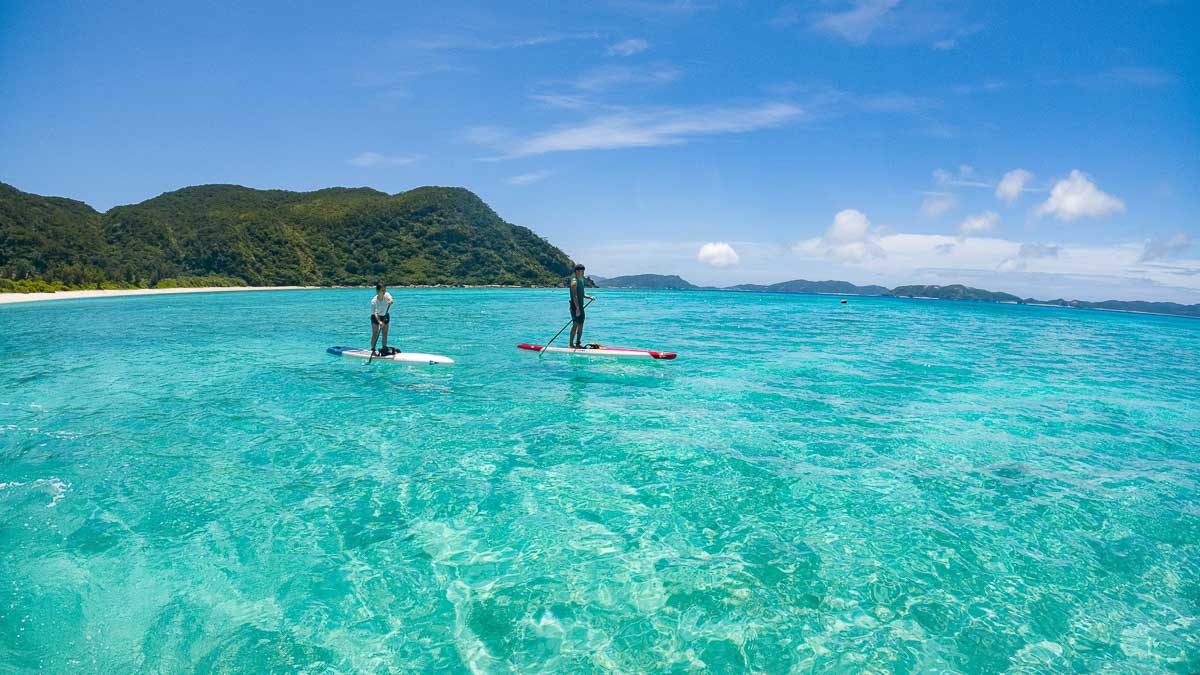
[{"xmin": 1, "ymin": 289, "xmax": 1197, "ymax": 671}]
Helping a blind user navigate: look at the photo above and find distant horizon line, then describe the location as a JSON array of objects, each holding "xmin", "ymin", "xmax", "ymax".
[{"xmin": 590, "ymin": 273, "xmax": 1200, "ymax": 314}]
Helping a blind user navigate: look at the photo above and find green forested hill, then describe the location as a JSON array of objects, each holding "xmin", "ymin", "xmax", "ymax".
[{"xmin": 0, "ymin": 182, "xmax": 576, "ymax": 291}]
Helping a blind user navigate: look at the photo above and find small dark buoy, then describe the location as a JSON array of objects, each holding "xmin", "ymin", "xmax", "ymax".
[{"xmin": 841, "ymin": 299, "xmax": 847, "ymax": 304}]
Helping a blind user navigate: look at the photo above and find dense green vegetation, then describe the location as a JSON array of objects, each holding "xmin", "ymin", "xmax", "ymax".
[{"xmin": 0, "ymin": 182, "xmax": 575, "ymax": 290}]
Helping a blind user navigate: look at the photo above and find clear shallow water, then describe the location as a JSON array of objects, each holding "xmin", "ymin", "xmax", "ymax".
[{"xmin": 1, "ymin": 288, "xmax": 1198, "ymax": 672}]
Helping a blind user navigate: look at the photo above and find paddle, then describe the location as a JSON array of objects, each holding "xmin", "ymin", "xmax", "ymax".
[{"xmin": 541, "ymin": 297, "xmax": 593, "ymax": 358}]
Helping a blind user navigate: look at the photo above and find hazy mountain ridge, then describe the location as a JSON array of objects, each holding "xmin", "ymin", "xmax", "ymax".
[
  {"xmin": 596, "ymin": 274, "xmax": 1200, "ymax": 318},
  {"xmin": 729, "ymin": 279, "xmax": 891, "ymax": 296},
  {"xmin": 594, "ymin": 274, "xmax": 699, "ymax": 290}
]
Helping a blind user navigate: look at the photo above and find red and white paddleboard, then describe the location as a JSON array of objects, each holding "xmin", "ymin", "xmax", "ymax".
[{"xmin": 518, "ymin": 343, "xmax": 677, "ymax": 360}]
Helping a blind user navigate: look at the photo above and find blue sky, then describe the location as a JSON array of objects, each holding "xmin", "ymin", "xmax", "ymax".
[{"xmin": 1, "ymin": 0, "xmax": 1197, "ymax": 301}]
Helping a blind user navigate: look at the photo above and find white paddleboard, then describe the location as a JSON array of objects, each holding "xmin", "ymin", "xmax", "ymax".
[
  {"xmin": 517, "ymin": 343, "xmax": 676, "ymax": 360},
  {"xmin": 327, "ymin": 346, "xmax": 454, "ymax": 365}
]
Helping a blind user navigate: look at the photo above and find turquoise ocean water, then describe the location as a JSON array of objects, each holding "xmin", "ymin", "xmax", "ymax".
[{"xmin": 1, "ymin": 288, "xmax": 1198, "ymax": 672}]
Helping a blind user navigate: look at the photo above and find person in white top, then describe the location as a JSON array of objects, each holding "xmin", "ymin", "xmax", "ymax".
[{"xmin": 370, "ymin": 283, "xmax": 394, "ymax": 355}]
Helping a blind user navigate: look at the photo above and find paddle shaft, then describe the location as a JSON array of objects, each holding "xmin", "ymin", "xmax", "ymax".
[{"xmin": 542, "ymin": 297, "xmax": 593, "ymax": 356}]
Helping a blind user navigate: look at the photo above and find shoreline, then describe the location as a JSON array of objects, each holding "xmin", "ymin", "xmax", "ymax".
[
  {"xmin": 0, "ymin": 286, "xmax": 322, "ymax": 305},
  {"xmin": 0, "ymin": 284, "xmax": 565, "ymax": 305},
  {"xmin": 3, "ymin": 285, "xmax": 1195, "ymax": 319}
]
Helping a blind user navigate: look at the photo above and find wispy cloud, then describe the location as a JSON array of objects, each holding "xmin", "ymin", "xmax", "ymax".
[
  {"xmin": 410, "ymin": 32, "xmax": 601, "ymax": 50},
  {"xmin": 462, "ymin": 126, "xmax": 511, "ymax": 146},
  {"xmin": 1140, "ymin": 233, "xmax": 1193, "ymax": 262},
  {"xmin": 934, "ymin": 165, "xmax": 992, "ymax": 189},
  {"xmin": 998, "ymin": 242, "xmax": 1062, "ymax": 272},
  {"xmin": 529, "ymin": 93, "xmax": 595, "ymax": 110},
  {"xmin": 804, "ymin": 0, "xmax": 982, "ymax": 48},
  {"xmin": 506, "ymin": 170, "xmax": 554, "ymax": 186},
  {"xmin": 573, "ymin": 63, "xmax": 680, "ymax": 91},
  {"xmin": 950, "ymin": 80, "xmax": 1008, "ymax": 96},
  {"xmin": 922, "ymin": 166, "xmax": 1043, "ymax": 218},
  {"xmin": 813, "ymin": 0, "xmax": 901, "ymax": 44},
  {"xmin": 920, "ymin": 192, "xmax": 957, "ymax": 218},
  {"xmin": 347, "ymin": 152, "xmax": 419, "ymax": 168},
  {"xmin": 475, "ymin": 101, "xmax": 803, "ymax": 159},
  {"xmin": 858, "ymin": 93, "xmax": 937, "ymax": 113},
  {"xmin": 1082, "ymin": 66, "xmax": 1175, "ymax": 88},
  {"xmin": 607, "ymin": 38, "xmax": 650, "ymax": 56},
  {"xmin": 610, "ymin": 0, "xmax": 717, "ymax": 14}
]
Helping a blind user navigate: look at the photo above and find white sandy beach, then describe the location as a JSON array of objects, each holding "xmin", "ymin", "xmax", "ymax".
[{"xmin": 0, "ymin": 286, "xmax": 321, "ymax": 305}]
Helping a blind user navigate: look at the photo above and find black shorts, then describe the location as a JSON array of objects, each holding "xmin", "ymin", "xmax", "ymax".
[
  {"xmin": 371, "ymin": 314, "xmax": 390, "ymax": 326},
  {"xmin": 570, "ymin": 305, "xmax": 585, "ymax": 324}
]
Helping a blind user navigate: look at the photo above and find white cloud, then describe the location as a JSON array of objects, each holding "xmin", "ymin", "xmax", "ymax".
[
  {"xmin": 479, "ymin": 102, "xmax": 803, "ymax": 158},
  {"xmin": 697, "ymin": 242, "xmax": 740, "ymax": 268},
  {"xmin": 347, "ymin": 152, "xmax": 418, "ymax": 168},
  {"xmin": 995, "ymin": 169, "xmax": 1033, "ymax": 205},
  {"xmin": 1140, "ymin": 233, "xmax": 1194, "ymax": 262},
  {"xmin": 530, "ymin": 93, "xmax": 592, "ymax": 109},
  {"xmin": 932, "ymin": 38, "xmax": 957, "ymax": 50},
  {"xmin": 607, "ymin": 38, "xmax": 650, "ymax": 56},
  {"xmin": 1035, "ymin": 170, "xmax": 1125, "ymax": 221},
  {"xmin": 506, "ymin": 170, "xmax": 553, "ymax": 186},
  {"xmin": 795, "ymin": 209, "xmax": 886, "ymax": 264},
  {"xmin": 827, "ymin": 209, "xmax": 872, "ymax": 241},
  {"xmin": 958, "ymin": 211, "xmax": 999, "ymax": 235}
]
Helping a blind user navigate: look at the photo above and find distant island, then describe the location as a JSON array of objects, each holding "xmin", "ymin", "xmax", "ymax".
[
  {"xmin": 593, "ymin": 274, "xmax": 699, "ymax": 290},
  {"xmin": 0, "ymin": 182, "xmax": 574, "ymax": 292},
  {"xmin": 593, "ymin": 274, "xmax": 1200, "ymax": 319},
  {"xmin": 728, "ymin": 279, "xmax": 891, "ymax": 296}
]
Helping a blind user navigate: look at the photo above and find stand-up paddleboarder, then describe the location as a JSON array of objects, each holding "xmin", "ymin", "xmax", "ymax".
[{"xmin": 568, "ymin": 264, "xmax": 596, "ymax": 349}]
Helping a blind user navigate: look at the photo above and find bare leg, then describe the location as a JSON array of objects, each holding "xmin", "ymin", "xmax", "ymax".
[
  {"xmin": 568, "ymin": 323, "xmax": 579, "ymax": 348},
  {"xmin": 381, "ymin": 323, "xmax": 390, "ymax": 352},
  {"xmin": 371, "ymin": 322, "xmax": 380, "ymax": 352},
  {"xmin": 577, "ymin": 319, "xmax": 585, "ymax": 347}
]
